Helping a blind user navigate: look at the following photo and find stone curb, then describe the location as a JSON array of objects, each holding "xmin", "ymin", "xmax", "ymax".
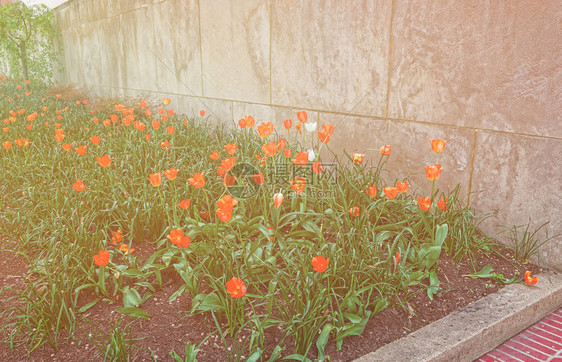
[{"xmin": 353, "ymin": 271, "xmax": 562, "ymax": 362}]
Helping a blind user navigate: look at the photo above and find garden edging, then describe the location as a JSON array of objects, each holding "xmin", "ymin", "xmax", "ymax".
[{"xmin": 353, "ymin": 271, "xmax": 562, "ymax": 362}]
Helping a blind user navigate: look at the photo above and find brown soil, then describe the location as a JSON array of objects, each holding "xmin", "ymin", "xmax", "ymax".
[{"xmin": 0, "ymin": 240, "xmax": 539, "ymax": 362}]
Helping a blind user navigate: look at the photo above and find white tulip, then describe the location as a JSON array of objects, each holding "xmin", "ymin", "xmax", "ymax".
[
  {"xmin": 305, "ymin": 121, "xmax": 317, "ymax": 133},
  {"xmin": 308, "ymin": 149, "xmax": 316, "ymax": 162}
]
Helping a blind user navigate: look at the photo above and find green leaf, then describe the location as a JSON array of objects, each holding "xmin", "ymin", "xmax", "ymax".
[
  {"xmin": 435, "ymin": 223, "xmax": 448, "ymax": 247},
  {"xmin": 78, "ymin": 299, "xmax": 98, "ymax": 313},
  {"xmin": 316, "ymin": 323, "xmax": 333, "ymax": 361},
  {"xmin": 117, "ymin": 307, "xmax": 151, "ymax": 319},
  {"xmin": 427, "ymin": 270, "xmax": 440, "ymax": 301},
  {"xmin": 281, "ymin": 354, "xmax": 312, "ymax": 362},
  {"xmin": 122, "ymin": 286, "xmax": 143, "ymax": 307},
  {"xmin": 246, "ymin": 349, "xmax": 263, "ymax": 362},
  {"xmin": 169, "ymin": 285, "xmax": 187, "ymax": 302},
  {"xmin": 342, "ymin": 313, "xmax": 362, "ymax": 324},
  {"xmin": 464, "ymin": 265, "xmax": 494, "ymax": 279},
  {"xmin": 191, "ymin": 292, "xmax": 224, "ymax": 313},
  {"xmin": 334, "ymin": 310, "xmax": 372, "ymax": 343}
]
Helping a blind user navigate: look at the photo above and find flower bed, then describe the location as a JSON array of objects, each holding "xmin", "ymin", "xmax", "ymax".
[{"xmin": 0, "ymin": 78, "xmax": 538, "ymax": 360}]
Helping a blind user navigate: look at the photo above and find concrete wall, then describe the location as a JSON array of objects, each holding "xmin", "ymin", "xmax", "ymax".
[{"xmin": 54, "ymin": 0, "xmax": 562, "ymax": 270}]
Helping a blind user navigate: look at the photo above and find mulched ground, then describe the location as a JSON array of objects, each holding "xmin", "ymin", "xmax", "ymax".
[{"xmin": 0, "ymin": 239, "xmax": 538, "ymax": 362}]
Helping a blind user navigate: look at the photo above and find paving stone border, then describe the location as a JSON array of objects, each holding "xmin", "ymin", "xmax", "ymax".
[{"xmin": 353, "ymin": 271, "xmax": 562, "ymax": 362}]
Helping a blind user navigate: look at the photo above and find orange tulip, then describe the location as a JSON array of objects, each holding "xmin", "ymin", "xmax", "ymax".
[
  {"xmin": 292, "ymin": 152, "xmax": 309, "ymax": 166},
  {"xmin": 102, "ymin": 119, "xmax": 111, "ymax": 127},
  {"xmin": 168, "ymin": 228, "xmax": 191, "ymax": 248},
  {"xmin": 290, "ymin": 177, "xmax": 306, "ymax": 195},
  {"xmin": 163, "ymin": 168, "xmax": 178, "ymax": 180},
  {"xmin": 145, "ymin": 109, "xmax": 152, "ymax": 117},
  {"xmin": 216, "ymin": 194, "xmax": 238, "ymax": 212},
  {"xmin": 524, "ymin": 271, "xmax": 538, "ymax": 285},
  {"xmin": 430, "ymin": 139, "xmax": 446, "ymax": 153},
  {"xmin": 384, "ymin": 187, "xmax": 398, "ymax": 200},
  {"xmin": 200, "ymin": 110, "xmax": 205, "ymax": 116},
  {"xmin": 238, "ymin": 115, "xmax": 255, "ymax": 128},
  {"xmin": 257, "ymin": 122, "xmax": 273, "ymax": 138},
  {"xmin": 97, "ymin": 154, "xmax": 112, "ymax": 167},
  {"xmin": 75, "ymin": 145, "xmax": 87, "ymax": 156},
  {"xmin": 111, "ymin": 229, "xmax": 123, "ymax": 245},
  {"xmin": 395, "ymin": 252, "xmax": 400, "ymax": 264},
  {"xmin": 352, "ymin": 152, "xmax": 364, "ymax": 164},
  {"xmin": 90, "ymin": 136, "xmax": 101, "ymax": 145},
  {"xmin": 160, "ymin": 140, "xmax": 170, "ymax": 150},
  {"xmin": 438, "ymin": 197, "xmax": 449, "ymax": 210},
  {"xmin": 55, "ymin": 133, "xmax": 65, "ymax": 142},
  {"xmin": 349, "ymin": 206, "xmax": 360, "ymax": 217},
  {"xmin": 253, "ymin": 172, "xmax": 264, "ymax": 185},
  {"xmin": 226, "ymin": 277, "xmax": 247, "ymax": 298},
  {"xmin": 273, "ymin": 193, "xmax": 284, "ymax": 208},
  {"xmin": 118, "ymin": 243, "xmax": 135, "ymax": 255},
  {"xmin": 133, "ymin": 121, "xmax": 146, "ymax": 131},
  {"xmin": 152, "ymin": 120, "xmax": 160, "ymax": 130},
  {"xmin": 284, "ymin": 149, "xmax": 292, "ymax": 158},
  {"xmin": 311, "ymin": 256, "xmax": 329, "ymax": 273},
  {"xmin": 312, "ymin": 161, "xmax": 323, "ymax": 174},
  {"xmin": 2, "ymin": 127, "xmax": 8, "ymax": 132},
  {"xmin": 425, "ymin": 164, "xmax": 442, "ymax": 181},
  {"xmin": 295, "ymin": 123, "xmax": 302, "ymax": 133},
  {"xmin": 26, "ymin": 124, "xmax": 32, "ymax": 130},
  {"xmin": 223, "ymin": 173, "xmax": 237, "ymax": 187},
  {"xmin": 380, "ymin": 145, "xmax": 391, "ymax": 156},
  {"xmin": 418, "ymin": 196, "xmax": 431, "ymax": 211},
  {"xmin": 396, "ymin": 181, "xmax": 409, "ymax": 193},
  {"xmin": 178, "ymin": 199, "xmax": 191, "ymax": 209},
  {"xmin": 62, "ymin": 143, "xmax": 71, "ymax": 151},
  {"xmin": 139, "ymin": 100, "xmax": 147, "ymax": 108},
  {"xmin": 276, "ymin": 138, "xmax": 286, "ymax": 149},
  {"xmin": 144, "ymin": 134, "xmax": 151, "ymax": 141},
  {"xmin": 210, "ymin": 150, "xmax": 219, "ymax": 160},
  {"xmin": 149, "ymin": 172, "xmax": 162, "ymax": 187},
  {"xmin": 284, "ymin": 119, "xmax": 292, "ymax": 129},
  {"xmin": 166, "ymin": 126, "xmax": 174, "ymax": 134},
  {"xmin": 162, "ymin": 97, "xmax": 171, "ymax": 106},
  {"xmin": 93, "ymin": 250, "xmax": 110, "ymax": 267},
  {"xmin": 73, "ymin": 179, "xmax": 85, "ymax": 192},
  {"xmin": 365, "ymin": 185, "xmax": 377, "ymax": 198},
  {"xmin": 297, "ymin": 111, "xmax": 307, "ymax": 123},
  {"xmin": 318, "ymin": 123, "xmax": 335, "ymax": 143},
  {"xmin": 167, "ymin": 109, "xmax": 174, "ymax": 117},
  {"xmin": 188, "ymin": 173, "xmax": 205, "ymax": 188},
  {"xmin": 262, "ymin": 142, "xmax": 277, "ymax": 157},
  {"xmin": 216, "ymin": 208, "xmax": 233, "ymax": 222},
  {"xmin": 225, "ymin": 143, "xmax": 237, "ymax": 155},
  {"xmin": 217, "ymin": 157, "xmax": 236, "ymax": 176}
]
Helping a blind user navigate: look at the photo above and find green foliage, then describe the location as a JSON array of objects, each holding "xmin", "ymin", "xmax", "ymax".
[
  {"xmin": 0, "ymin": 1, "xmax": 62, "ymax": 86},
  {"xmin": 0, "ymin": 82, "xmax": 530, "ymax": 359},
  {"xmin": 464, "ymin": 265, "xmax": 520, "ymax": 284},
  {"xmin": 505, "ymin": 220, "xmax": 558, "ymax": 264}
]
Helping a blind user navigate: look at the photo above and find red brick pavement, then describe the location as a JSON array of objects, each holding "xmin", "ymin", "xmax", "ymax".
[{"xmin": 477, "ymin": 308, "xmax": 562, "ymax": 361}]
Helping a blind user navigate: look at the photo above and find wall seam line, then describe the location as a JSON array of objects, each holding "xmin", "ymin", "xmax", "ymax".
[
  {"xmin": 467, "ymin": 130, "xmax": 478, "ymax": 206},
  {"xmin": 197, "ymin": 0, "xmax": 204, "ymax": 97},
  {"xmin": 100, "ymin": 86, "xmax": 562, "ymax": 141},
  {"xmin": 269, "ymin": 0, "xmax": 272, "ymax": 106},
  {"xmin": 384, "ymin": 0, "xmax": 395, "ymax": 120}
]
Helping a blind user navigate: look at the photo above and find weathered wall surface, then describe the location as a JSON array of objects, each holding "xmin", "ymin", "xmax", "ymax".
[{"xmin": 54, "ymin": 0, "xmax": 562, "ymax": 270}]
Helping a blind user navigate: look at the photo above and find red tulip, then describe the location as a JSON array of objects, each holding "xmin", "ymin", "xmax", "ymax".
[
  {"xmin": 226, "ymin": 277, "xmax": 247, "ymax": 298},
  {"xmin": 418, "ymin": 196, "xmax": 431, "ymax": 211},
  {"xmin": 93, "ymin": 250, "xmax": 110, "ymax": 267},
  {"xmin": 311, "ymin": 256, "xmax": 329, "ymax": 273}
]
